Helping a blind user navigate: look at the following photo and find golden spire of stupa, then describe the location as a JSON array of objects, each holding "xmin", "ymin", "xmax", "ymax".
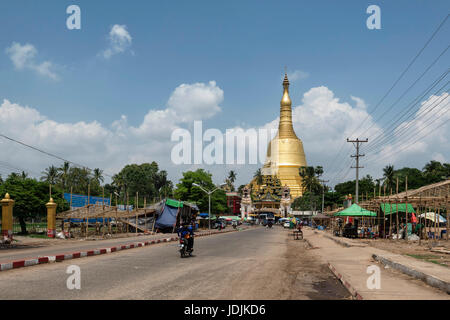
[{"xmin": 279, "ymin": 73, "xmax": 298, "ymax": 139}]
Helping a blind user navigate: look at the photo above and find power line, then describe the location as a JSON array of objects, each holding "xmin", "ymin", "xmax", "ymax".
[
  {"xmin": 365, "ymin": 97, "xmax": 449, "ymax": 158},
  {"xmin": 364, "ymin": 106, "xmax": 450, "ymax": 167},
  {"xmin": 0, "ymin": 133, "xmax": 114, "ymax": 178},
  {"xmin": 330, "ymin": 57, "xmax": 449, "ymax": 184},
  {"xmin": 324, "ymin": 14, "xmax": 449, "ymax": 178},
  {"xmin": 363, "ymin": 69, "xmax": 449, "ymax": 152},
  {"xmin": 360, "ymin": 44, "xmax": 450, "ymax": 138},
  {"xmin": 347, "ymin": 138, "xmax": 368, "ymax": 203},
  {"xmin": 355, "ymin": 14, "xmax": 449, "ymax": 135},
  {"xmin": 365, "ymin": 84, "xmax": 449, "ymax": 153}
]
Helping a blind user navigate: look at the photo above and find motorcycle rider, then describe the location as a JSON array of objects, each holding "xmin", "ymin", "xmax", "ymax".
[{"xmin": 177, "ymin": 222, "xmax": 194, "ymax": 253}]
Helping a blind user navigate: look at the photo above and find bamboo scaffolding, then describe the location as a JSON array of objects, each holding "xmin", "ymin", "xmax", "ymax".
[{"xmin": 405, "ymin": 176, "xmax": 408, "ymax": 242}]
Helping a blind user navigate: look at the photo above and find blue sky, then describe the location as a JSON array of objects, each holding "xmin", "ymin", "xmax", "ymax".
[{"xmin": 0, "ymin": 0, "xmax": 449, "ymax": 187}]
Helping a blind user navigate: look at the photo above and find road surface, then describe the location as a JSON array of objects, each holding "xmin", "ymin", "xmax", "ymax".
[{"xmin": 0, "ymin": 226, "xmax": 350, "ymax": 299}]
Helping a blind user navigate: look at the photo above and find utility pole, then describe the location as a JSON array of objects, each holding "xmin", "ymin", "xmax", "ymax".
[
  {"xmin": 319, "ymin": 179, "xmax": 329, "ymax": 213},
  {"xmin": 347, "ymin": 138, "xmax": 368, "ymax": 204}
]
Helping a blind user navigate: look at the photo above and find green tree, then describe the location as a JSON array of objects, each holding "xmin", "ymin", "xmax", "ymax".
[
  {"xmin": 57, "ymin": 161, "xmax": 70, "ymax": 192},
  {"xmin": 334, "ymin": 175, "xmax": 376, "ymax": 201},
  {"xmin": 299, "ymin": 166, "xmax": 322, "ymax": 194},
  {"xmin": 0, "ymin": 174, "xmax": 69, "ymax": 234},
  {"xmin": 41, "ymin": 165, "xmax": 58, "ymax": 185},
  {"xmin": 382, "ymin": 165, "xmax": 395, "ymax": 192},
  {"xmin": 21, "ymin": 171, "xmax": 28, "ymax": 180},
  {"xmin": 393, "ymin": 167, "xmax": 425, "ymax": 192},
  {"xmin": 65, "ymin": 167, "xmax": 92, "ymax": 195},
  {"xmin": 292, "ymin": 192, "xmax": 320, "ymax": 211},
  {"xmin": 113, "ymin": 162, "xmax": 172, "ymax": 205},
  {"xmin": 253, "ymin": 168, "xmax": 263, "ymax": 185},
  {"xmin": 174, "ymin": 169, "xmax": 227, "ymax": 215},
  {"xmin": 423, "ymin": 160, "xmax": 448, "ymax": 183},
  {"xmin": 226, "ymin": 170, "xmax": 237, "ymax": 191},
  {"xmin": 93, "ymin": 168, "xmax": 104, "ymax": 185},
  {"xmin": 237, "ymin": 184, "xmax": 246, "ymax": 195}
]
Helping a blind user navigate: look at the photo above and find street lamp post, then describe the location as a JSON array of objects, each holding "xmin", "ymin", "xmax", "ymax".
[{"xmin": 192, "ymin": 183, "xmax": 226, "ymax": 229}]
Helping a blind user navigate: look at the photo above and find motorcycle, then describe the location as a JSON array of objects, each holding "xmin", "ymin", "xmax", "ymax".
[{"xmin": 178, "ymin": 234, "xmax": 193, "ymax": 258}]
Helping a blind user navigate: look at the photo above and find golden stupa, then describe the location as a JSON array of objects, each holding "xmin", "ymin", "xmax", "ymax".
[{"xmin": 262, "ymin": 73, "xmax": 307, "ymax": 198}]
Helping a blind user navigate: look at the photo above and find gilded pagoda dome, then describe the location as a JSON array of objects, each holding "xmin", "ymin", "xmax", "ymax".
[{"xmin": 263, "ymin": 73, "xmax": 307, "ymax": 198}]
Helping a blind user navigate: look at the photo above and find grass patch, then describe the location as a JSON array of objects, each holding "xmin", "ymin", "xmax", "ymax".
[
  {"xmin": 27, "ymin": 234, "xmax": 50, "ymax": 239},
  {"xmin": 406, "ymin": 254, "xmax": 448, "ymax": 268}
]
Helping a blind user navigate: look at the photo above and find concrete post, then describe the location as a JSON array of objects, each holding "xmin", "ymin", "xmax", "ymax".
[
  {"xmin": 46, "ymin": 198, "xmax": 57, "ymax": 238},
  {"xmin": 1, "ymin": 193, "xmax": 14, "ymax": 240}
]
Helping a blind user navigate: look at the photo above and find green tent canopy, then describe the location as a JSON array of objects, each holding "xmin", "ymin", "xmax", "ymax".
[
  {"xmin": 165, "ymin": 199, "xmax": 183, "ymax": 208},
  {"xmin": 380, "ymin": 203, "xmax": 415, "ymax": 215},
  {"xmin": 334, "ymin": 204, "xmax": 377, "ymax": 217}
]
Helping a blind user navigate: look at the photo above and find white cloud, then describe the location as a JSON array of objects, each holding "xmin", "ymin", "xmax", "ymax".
[
  {"xmin": 221, "ymin": 87, "xmax": 448, "ymax": 188},
  {"xmin": 287, "ymin": 70, "xmax": 309, "ymax": 81},
  {"xmin": 0, "ymin": 80, "xmax": 224, "ymax": 182},
  {"xmin": 5, "ymin": 42, "xmax": 59, "ymax": 80},
  {"xmin": 167, "ymin": 81, "xmax": 223, "ymax": 122},
  {"xmin": 0, "ymin": 83, "xmax": 447, "ymax": 190},
  {"xmin": 378, "ymin": 92, "xmax": 450, "ymax": 162},
  {"xmin": 101, "ymin": 25, "xmax": 133, "ymax": 59}
]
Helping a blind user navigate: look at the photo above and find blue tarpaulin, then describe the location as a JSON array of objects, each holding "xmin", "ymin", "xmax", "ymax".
[
  {"xmin": 64, "ymin": 193, "xmax": 111, "ymax": 208},
  {"xmin": 65, "ymin": 218, "xmax": 113, "ymax": 224},
  {"xmin": 154, "ymin": 204, "xmax": 179, "ymax": 229}
]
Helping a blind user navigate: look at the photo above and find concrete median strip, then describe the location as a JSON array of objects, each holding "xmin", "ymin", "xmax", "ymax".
[
  {"xmin": 327, "ymin": 262, "xmax": 364, "ymax": 300},
  {"xmin": 0, "ymin": 228, "xmax": 243, "ymax": 273},
  {"xmin": 372, "ymin": 254, "xmax": 450, "ymax": 294}
]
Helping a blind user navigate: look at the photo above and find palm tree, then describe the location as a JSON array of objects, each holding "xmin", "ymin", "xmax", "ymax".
[
  {"xmin": 299, "ymin": 166, "xmax": 319, "ymax": 193},
  {"xmin": 20, "ymin": 171, "xmax": 28, "ymax": 180},
  {"xmin": 112, "ymin": 172, "xmax": 126, "ymax": 203},
  {"xmin": 8, "ymin": 172, "xmax": 19, "ymax": 179},
  {"xmin": 314, "ymin": 166, "xmax": 324, "ymax": 178},
  {"xmin": 228, "ymin": 170, "xmax": 236, "ymax": 183},
  {"xmin": 423, "ymin": 160, "xmax": 442, "ymax": 175},
  {"xmin": 58, "ymin": 161, "xmax": 70, "ymax": 192},
  {"xmin": 226, "ymin": 170, "xmax": 237, "ymax": 191},
  {"xmin": 93, "ymin": 168, "xmax": 104, "ymax": 185},
  {"xmin": 382, "ymin": 165, "xmax": 395, "ymax": 191},
  {"xmin": 41, "ymin": 165, "xmax": 58, "ymax": 185},
  {"xmin": 253, "ymin": 168, "xmax": 263, "ymax": 185}
]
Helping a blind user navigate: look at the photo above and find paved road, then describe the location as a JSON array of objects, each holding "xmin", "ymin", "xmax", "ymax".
[
  {"xmin": 0, "ymin": 230, "xmax": 226, "ymax": 263},
  {"xmin": 0, "ymin": 227, "xmax": 350, "ymax": 299}
]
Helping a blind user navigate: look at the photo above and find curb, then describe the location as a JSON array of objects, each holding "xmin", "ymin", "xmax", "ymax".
[
  {"xmin": 323, "ymin": 234, "xmax": 352, "ymax": 248},
  {"xmin": 0, "ymin": 228, "xmax": 242, "ymax": 272},
  {"xmin": 304, "ymin": 238, "xmax": 319, "ymax": 249},
  {"xmin": 327, "ymin": 262, "xmax": 364, "ymax": 300},
  {"xmin": 372, "ymin": 254, "xmax": 450, "ymax": 294}
]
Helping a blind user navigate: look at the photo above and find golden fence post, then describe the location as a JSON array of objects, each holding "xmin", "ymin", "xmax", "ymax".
[
  {"xmin": 46, "ymin": 198, "xmax": 57, "ymax": 238},
  {"xmin": 1, "ymin": 193, "xmax": 14, "ymax": 240}
]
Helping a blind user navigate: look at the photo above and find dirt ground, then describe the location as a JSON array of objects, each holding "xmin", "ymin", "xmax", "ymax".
[
  {"xmin": 360, "ymin": 238, "xmax": 450, "ymax": 268},
  {"xmin": 282, "ymin": 233, "xmax": 351, "ymax": 299}
]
